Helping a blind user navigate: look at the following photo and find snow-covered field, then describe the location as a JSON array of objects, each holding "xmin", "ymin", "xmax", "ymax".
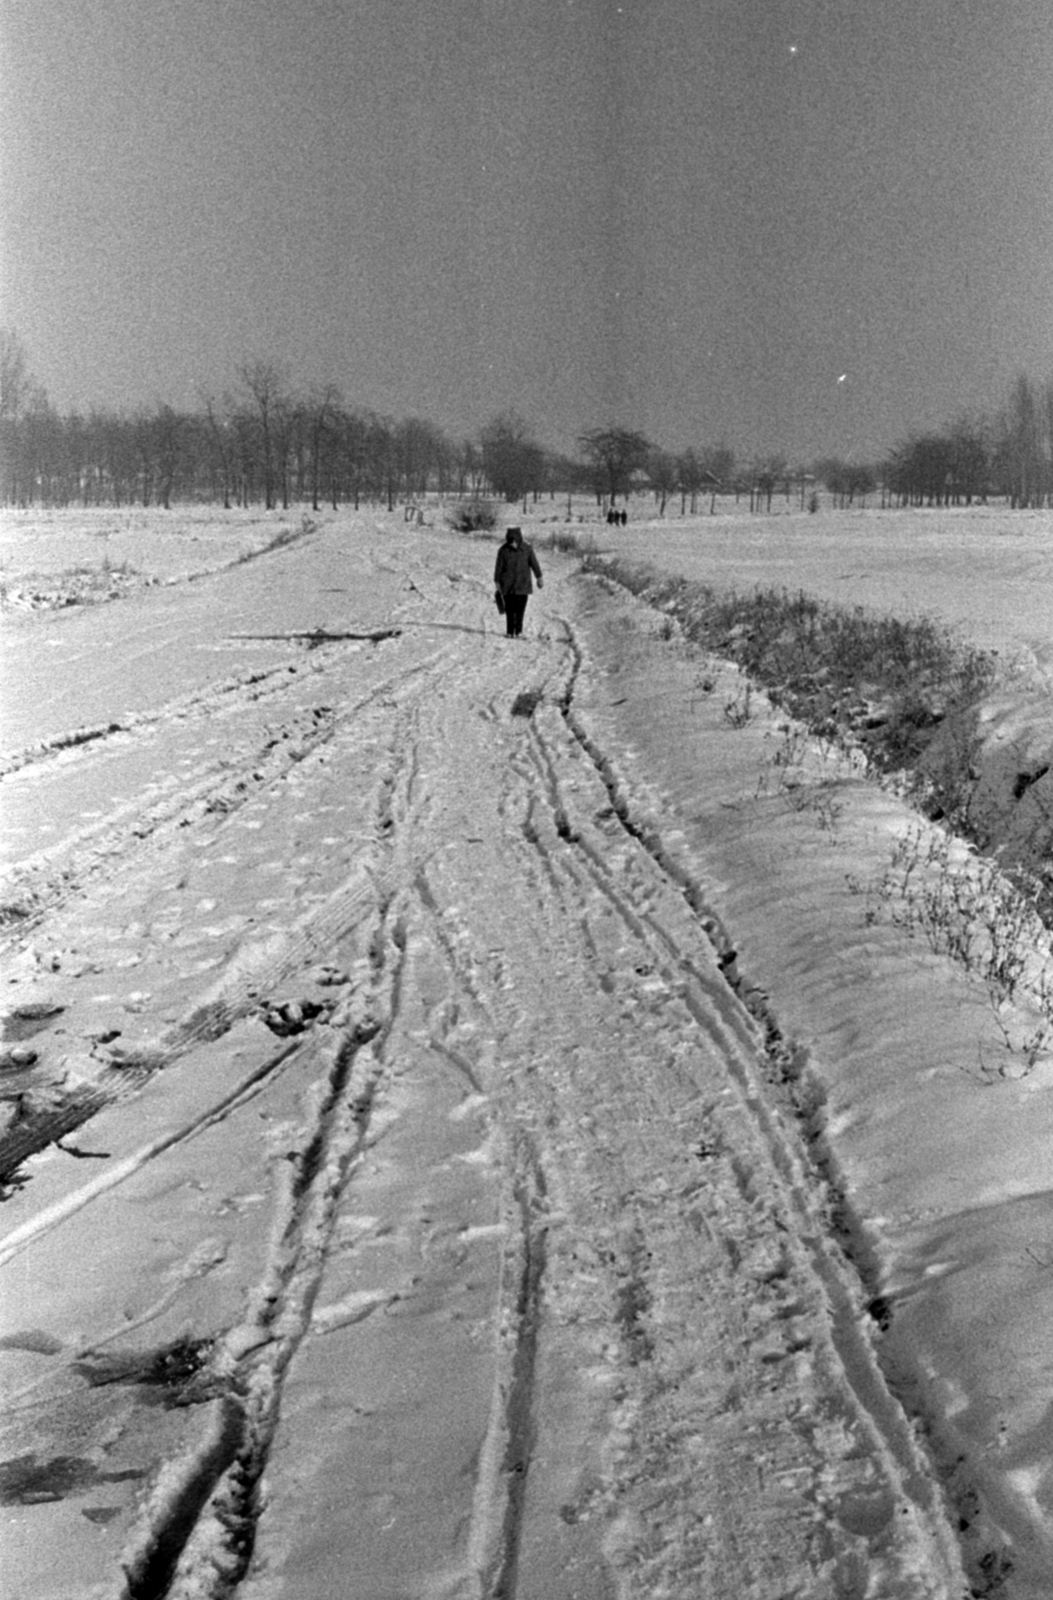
[{"xmin": 1, "ymin": 502, "xmax": 1052, "ymax": 1597}]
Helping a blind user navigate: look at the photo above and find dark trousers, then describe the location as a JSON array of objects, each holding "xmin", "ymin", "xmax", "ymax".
[{"xmin": 505, "ymin": 594, "xmax": 528, "ymax": 636}]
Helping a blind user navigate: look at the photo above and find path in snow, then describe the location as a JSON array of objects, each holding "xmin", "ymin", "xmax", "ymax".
[{"xmin": 1, "ymin": 509, "xmax": 1033, "ymax": 1596}]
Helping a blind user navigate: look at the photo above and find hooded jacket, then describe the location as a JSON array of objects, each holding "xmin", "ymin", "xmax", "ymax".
[{"xmin": 494, "ymin": 535, "xmax": 542, "ymax": 597}]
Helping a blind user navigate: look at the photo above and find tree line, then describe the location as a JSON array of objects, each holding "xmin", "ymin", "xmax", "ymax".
[
  {"xmin": 2, "ymin": 330, "xmax": 1051, "ymax": 514},
  {"xmin": 879, "ymin": 376, "xmax": 1053, "ymax": 508}
]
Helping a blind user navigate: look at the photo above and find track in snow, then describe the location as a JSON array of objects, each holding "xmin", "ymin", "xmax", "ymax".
[{"xmin": 0, "ymin": 560, "xmax": 969, "ymax": 1599}]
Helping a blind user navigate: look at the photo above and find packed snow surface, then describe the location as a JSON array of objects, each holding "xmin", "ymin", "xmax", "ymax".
[{"xmin": 1, "ymin": 501, "xmax": 1052, "ymax": 1598}]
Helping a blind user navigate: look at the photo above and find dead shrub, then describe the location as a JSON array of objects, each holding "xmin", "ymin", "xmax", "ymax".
[{"xmin": 446, "ymin": 498, "xmax": 499, "ymax": 533}]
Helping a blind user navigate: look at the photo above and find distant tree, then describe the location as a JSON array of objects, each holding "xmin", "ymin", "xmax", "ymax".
[
  {"xmin": 431, "ymin": 428, "xmax": 458, "ymax": 497},
  {"xmin": 790, "ymin": 462, "xmax": 812, "ymax": 510},
  {"xmin": 646, "ymin": 447, "xmax": 678, "ymax": 516},
  {"xmin": 845, "ymin": 463, "xmax": 876, "ymax": 507},
  {"xmin": 1030, "ymin": 376, "xmax": 1049, "ymax": 505},
  {"xmin": 201, "ymin": 392, "xmax": 235, "ymax": 508},
  {"xmin": 701, "ymin": 443, "xmax": 735, "ymax": 509},
  {"xmin": 288, "ymin": 400, "xmax": 311, "ymax": 502},
  {"xmin": 813, "ymin": 456, "xmax": 872, "ymax": 509},
  {"xmin": 338, "ymin": 408, "xmax": 371, "ymax": 509},
  {"xmin": 750, "ymin": 454, "xmax": 786, "ymax": 512},
  {"xmin": 397, "ymin": 416, "xmax": 448, "ymax": 500},
  {"xmin": 302, "ymin": 385, "xmax": 340, "ymax": 512},
  {"xmin": 230, "ymin": 404, "xmax": 260, "ymax": 506},
  {"xmin": 30, "ymin": 399, "xmax": 70, "ymax": 505},
  {"xmin": 1030, "ymin": 377, "xmax": 1049, "ymax": 489},
  {"xmin": 239, "ymin": 360, "xmax": 289, "ymax": 509},
  {"xmin": 814, "ymin": 456, "xmax": 847, "ymax": 506},
  {"xmin": 16, "ymin": 397, "xmax": 55, "ymax": 504},
  {"xmin": 480, "ymin": 410, "xmax": 544, "ymax": 503},
  {"xmin": 946, "ymin": 414, "xmax": 990, "ymax": 505},
  {"xmin": 885, "ymin": 432, "xmax": 956, "ymax": 506},
  {"xmin": 364, "ymin": 414, "xmax": 398, "ymax": 510},
  {"xmin": 63, "ymin": 411, "xmax": 92, "ymax": 505},
  {"xmin": 702, "ymin": 443, "xmax": 734, "ymax": 484},
  {"xmin": 918, "ymin": 434, "xmax": 956, "ymax": 506},
  {"xmin": 455, "ymin": 438, "xmax": 485, "ymax": 498},
  {"xmin": 151, "ymin": 404, "xmax": 186, "ymax": 508},
  {"xmin": 274, "ymin": 389, "xmax": 305, "ymax": 510},
  {"xmin": 131, "ymin": 410, "xmax": 158, "ymax": 505},
  {"xmin": 0, "ymin": 327, "xmax": 30, "ymax": 428},
  {"xmin": 676, "ymin": 448, "xmax": 705, "ymax": 514},
  {"xmin": 577, "ymin": 426, "xmax": 651, "ymax": 506},
  {"xmin": 996, "ymin": 374, "xmax": 1045, "ymax": 508},
  {"xmin": 0, "ymin": 329, "xmax": 35, "ymax": 502},
  {"xmin": 885, "ymin": 439, "xmax": 909, "ymax": 505},
  {"xmin": 542, "ymin": 451, "xmax": 587, "ymax": 519}
]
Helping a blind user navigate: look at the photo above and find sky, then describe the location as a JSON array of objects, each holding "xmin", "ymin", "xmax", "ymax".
[{"xmin": 1, "ymin": 0, "xmax": 1051, "ymax": 463}]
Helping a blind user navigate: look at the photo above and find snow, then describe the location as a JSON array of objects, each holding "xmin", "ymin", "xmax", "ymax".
[
  {"xmin": 1, "ymin": 501, "xmax": 1052, "ymax": 1596},
  {"xmin": 597, "ymin": 501, "xmax": 1053, "ymax": 664}
]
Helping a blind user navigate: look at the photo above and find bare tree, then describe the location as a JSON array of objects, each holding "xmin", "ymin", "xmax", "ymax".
[
  {"xmin": 750, "ymin": 454, "xmax": 786, "ymax": 512},
  {"xmin": 397, "ymin": 416, "xmax": 448, "ymax": 501},
  {"xmin": 947, "ymin": 414, "xmax": 990, "ymax": 505},
  {"xmin": 577, "ymin": 426, "xmax": 651, "ymax": 507},
  {"xmin": 674, "ymin": 449, "xmax": 701, "ymax": 514},
  {"xmin": 270, "ymin": 387, "xmax": 300, "ymax": 510},
  {"xmin": 304, "ymin": 385, "xmax": 341, "ymax": 512},
  {"xmin": 646, "ymin": 448, "xmax": 677, "ymax": 516},
  {"xmin": 480, "ymin": 410, "xmax": 544, "ymax": 504},
  {"xmin": 998, "ymin": 374, "xmax": 1044, "ymax": 508},
  {"xmin": 0, "ymin": 328, "xmax": 30, "ymax": 425},
  {"xmin": 455, "ymin": 438, "xmax": 485, "ymax": 498},
  {"xmin": 337, "ymin": 408, "xmax": 370, "ymax": 509},
  {"xmin": 239, "ymin": 360, "xmax": 289, "ymax": 509},
  {"xmin": 1042, "ymin": 378, "xmax": 1053, "ymax": 506},
  {"xmin": 0, "ymin": 329, "xmax": 34, "ymax": 502},
  {"xmin": 845, "ymin": 463, "xmax": 876, "ymax": 507},
  {"xmin": 152, "ymin": 405, "xmax": 186, "ymax": 509},
  {"xmin": 364, "ymin": 414, "xmax": 398, "ymax": 510},
  {"xmin": 702, "ymin": 444, "xmax": 735, "ymax": 510},
  {"xmin": 885, "ymin": 433, "xmax": 955, "ymax": 505},
  {"xmin": 201, "ymin": 392, "xmax": 235, "ymax": 508},
  {"xmin": 431, "ymin": 429, "xmax": 457, "ymax": 498}
]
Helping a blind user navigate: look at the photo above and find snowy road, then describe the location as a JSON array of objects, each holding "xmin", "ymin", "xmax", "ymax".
[{"xmin": 0, "ymin": 513, "xmax": 998, "ymax": 1596}]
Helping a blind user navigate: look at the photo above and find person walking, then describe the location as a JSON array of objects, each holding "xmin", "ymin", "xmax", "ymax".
[{"xmin": 494, "ymin": 526, "xmax": 542, "ymax": 638}]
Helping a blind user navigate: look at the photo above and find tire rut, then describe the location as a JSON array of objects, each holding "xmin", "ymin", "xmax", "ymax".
[
  {"xmin": 0, "ymin": 649, "xmax": 455, "ymax": 1194},
  {"xmin": 123, "ymin": 680, "xmax": 449, "ymax": 1595},
  {"xmin": 0, "ymin": 565, "xmax": 973, "ymax": 1599},
  {"xmin": 118, "ymin": 900, "xmax": 405, "ymax": 1599},
  {"xmin": 491, "ymin": 617, "xmax": 970, "ymax": 1593},
  {"xmin": 0, "ymin": 636, "xmax": 459, "ymax": 946},
  {"xmin": 481, "ymin": 1133, "xmax": 549, "ymax": 1600}
]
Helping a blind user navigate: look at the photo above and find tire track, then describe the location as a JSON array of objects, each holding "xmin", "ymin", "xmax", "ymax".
[
  {"xmin": 0, "ymin": 841, "xmax": 388, "ymax": 1196},
  {"xmin": 0, "ymin": 558, "xmax": 973, "ymax": 1598},
  {"xmin": 118, "ymin": 900, "xmax": 405, "ymax": 1599},
  {"xmin": 0, "ymin": 660, "xmax": 303, "ymax": 780},
  {"xmin": 0, "ymin": 631, "xmax": 464, "ymax": 941},
  {"xmin": 403, "ymin": 875, "xmax": 555, "ymax": 1600},
  {"xmin": 503, "ymin": 620, "xmax": 970, "ymax": 1592},
  {"xmin": 0, "ymin": 644, "xmax": 463, "ymax": 1193},
  {"xmin": 316, "ymin": 623, "xmax": 959, "ymax": 1593},
  {"xmin": 114, "ymin": 665, "xmax": 459, "ymax": 1595},
  {"xmin": 483, "ymin": 1134, "xmax": 549, "ymax": 1600}
]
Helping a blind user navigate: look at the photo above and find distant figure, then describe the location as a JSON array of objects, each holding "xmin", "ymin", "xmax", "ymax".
[
  {"xmin": 494, "ymin": 526, "xmax": 542, "ymax": 638},
  {"xmin": 620, "ymin": 508, "xmax": 628, "ymax": 526}
]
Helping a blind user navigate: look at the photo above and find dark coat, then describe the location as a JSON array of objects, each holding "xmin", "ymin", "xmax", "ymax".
[{"xmin": 494, "ymin": 538, "xmax": 542, "ymax": 597}]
